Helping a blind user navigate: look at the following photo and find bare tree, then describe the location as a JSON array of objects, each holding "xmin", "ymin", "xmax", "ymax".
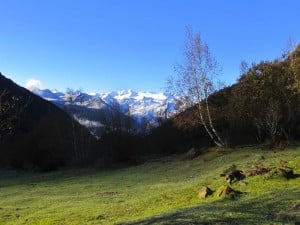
[
  {"xmin": 239, "ymin": 60, "xmax": 249, "ymax": 76},
  {"xmin": 65, "ymin": 88, "xmax": 81, "ymax": 161},
  {"xmin": 282, "ymin": 37, "xmax": 296, "ymax": 60},
  {"xmin": 156, "ymin": 102, "xmax": 173, "ymax": 126},
  {"xmin": 103, "ymin": 99, "xmax": 123, "ymax": 132},
  {"xmin": 168, "ymin": 27, "xmax": 225, "ymax": 147}
]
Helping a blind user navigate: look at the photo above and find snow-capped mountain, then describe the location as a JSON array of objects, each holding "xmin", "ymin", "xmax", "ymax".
[
  {"xmin": 99, "ymin": 89, "xmax": 176, "ymax": 119},
  {"xmin": 29, "ymin": 88, "xmax": 177, "ymax": 135},
  {"xmin": 32, "ymin": 88, "xmax": 176, "ymax": 118}
]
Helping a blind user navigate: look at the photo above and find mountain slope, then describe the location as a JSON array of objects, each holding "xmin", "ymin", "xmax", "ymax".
[{"xmin": 0, "ymin": 73, "xmax": 98, "ymax": 170}]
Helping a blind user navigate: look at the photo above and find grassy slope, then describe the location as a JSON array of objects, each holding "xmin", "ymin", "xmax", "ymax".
[{"xmin": 0, "ymin": 146, "xmax": 299, "ymax": 225}]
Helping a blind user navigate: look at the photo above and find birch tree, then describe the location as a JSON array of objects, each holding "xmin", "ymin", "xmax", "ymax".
[{"xmin": 168, "ymin": 28, "xmax": 225, "ymax": 147}]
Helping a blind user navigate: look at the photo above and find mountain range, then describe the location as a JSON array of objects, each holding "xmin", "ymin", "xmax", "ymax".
[{"xmin": 29, "ymin": 88, "xmax": 178, "ymax": 135}]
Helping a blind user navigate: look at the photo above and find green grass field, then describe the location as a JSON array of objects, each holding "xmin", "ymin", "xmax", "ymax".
[{"xmin": 0, "ymin": 146, "xmax": 299, "ymax": 225}]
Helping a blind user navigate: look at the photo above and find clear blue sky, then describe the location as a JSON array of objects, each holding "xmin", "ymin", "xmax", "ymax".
[{"xmin": 0, "ymin": 0, "xmax": 299, "ymax": 93}]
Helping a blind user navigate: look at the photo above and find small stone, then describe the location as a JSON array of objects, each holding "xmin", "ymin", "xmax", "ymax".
[
  {"xmin": 218, "ymin": 186, "xmax": 232, "ymax": 197},
  {"xmin": 198, "ymin": 186, "xmax": 213, "ymax": 199},
  {"xmin": 217, "ymin": 185, "xmax": 243, "ymax": 199},
  {"xmin": 237, "ymin": 181, "xmax": 247, "ymax": 186},
  {"xmin": 279, "ymin": 167, "xmax": 294, "ymax": 179}
]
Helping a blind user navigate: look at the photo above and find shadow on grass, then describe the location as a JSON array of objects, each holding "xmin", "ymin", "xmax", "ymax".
[
  {"xmin": 119, "ymin": 189, "xmax": 300, "ymax": 225},
  {"xmin": 290, "ymin": 173, "xmax": 300, "ymax": 179},
  {"xmin": 0, "ymin": 168, "xmax": 103, "ymax": 188}
]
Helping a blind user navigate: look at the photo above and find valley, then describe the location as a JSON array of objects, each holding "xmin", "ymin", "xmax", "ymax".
[{"xmin": 1, "ymin": 2, "xmax": 300, "ymax": 224}]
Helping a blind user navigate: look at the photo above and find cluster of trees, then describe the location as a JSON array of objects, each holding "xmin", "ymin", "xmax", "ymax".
[{"xmin": 228, "ymin": 53, "xmax": 300, "ymax": 147}]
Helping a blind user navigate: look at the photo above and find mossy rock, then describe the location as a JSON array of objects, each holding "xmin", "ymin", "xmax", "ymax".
[
  {"xmin": 198, "ymin": 186, "xmax": 213, "ymax": 199},
  {"xmin": 279, "ymin": 167, "xmax": 295, "ymax": 179},
  {"xmin": 217, "ymin": 185, "xmax": 243, "ymax": 199},
  {"xmin": 266, "ymin": 167, "xmax": 299, "ymax": 179}
]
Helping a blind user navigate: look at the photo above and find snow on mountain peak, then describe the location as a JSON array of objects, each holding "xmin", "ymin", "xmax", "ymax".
[
  {"xmin": 135, "ymin": 92, "xmax": 167, "ymax": 101},
  {"xmin": 115, "ymin": 89, "xmax": 137, "ymax": 100},
  {"xmin": 30, "ymin": 88, "xmax": 177, "ymax": 129}
]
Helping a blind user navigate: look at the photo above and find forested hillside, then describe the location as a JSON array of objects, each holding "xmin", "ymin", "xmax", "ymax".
[
  {"xmin": 148, "ymin": 44, "xmax": 300, "ymax": 154},
  {"xmin": 0, "ymin": 74, "xmax": 99, "ymax": 170}
]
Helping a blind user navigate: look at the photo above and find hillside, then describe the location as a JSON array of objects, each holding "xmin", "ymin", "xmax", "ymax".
[
  {"xmin": 0, "ymin": 146, "xmax": 299, "ymax": 224},
  {"xmin": 161, "ymin": 43, "xmax": 300, "ymax": 148},
  {"xmin": 0, "ymin": 73, "xmax": 99, "ymax": 170}
]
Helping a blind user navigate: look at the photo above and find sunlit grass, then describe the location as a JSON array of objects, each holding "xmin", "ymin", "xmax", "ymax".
[{"xmin": 0, "ymin": 146, "xmax": 299, "ymax": 224}]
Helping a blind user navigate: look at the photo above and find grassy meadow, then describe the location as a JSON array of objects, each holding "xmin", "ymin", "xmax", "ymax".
[{"xmin": 0, "ymin": 146, "xmax": 299, "ymax": 225}]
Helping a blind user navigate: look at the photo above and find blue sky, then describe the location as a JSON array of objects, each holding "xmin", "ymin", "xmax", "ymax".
[{"xmin": 0, "ymin": 0, "xmax": 299, "ymax": 93}]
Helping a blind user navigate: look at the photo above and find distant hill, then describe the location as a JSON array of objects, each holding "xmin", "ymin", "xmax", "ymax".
[{"xmin": 0, "ymin": 73, "xmax": 99, "ymax": 170}]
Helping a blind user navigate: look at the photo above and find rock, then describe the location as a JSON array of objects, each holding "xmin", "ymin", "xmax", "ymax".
[
  {"xmin": 279, "ymin": 167, "xmax": 295, "ymax": 179},
  {"xmin": 220, "ymin": 170, "xmax": 245, "ymax": 184},
  {"xmin": 266, "ymin": 166, "xmax": 300, "ymax": 179},
  {"xmin": 217, "ymin": 185, "xmax": 243, "ymax": 199},
  {"xmin": 198, "ymin": 186, "xmax": 213, "ymax": 199},
  {"xmin": 237, "ymin": 180, "xmax": 247, "ymax": 186},
  {"xmin": 244, "ymin": 166, "xmax": 270, "ymax": 177},
  {"xmin": 217, "ymin": 185, "xmax": 232, "ymax": 197}
]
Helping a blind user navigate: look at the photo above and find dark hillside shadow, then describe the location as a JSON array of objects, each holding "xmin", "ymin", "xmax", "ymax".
[{"xmin": 0, "ymin": 168, "xmax": 104, "ymax": 187}]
